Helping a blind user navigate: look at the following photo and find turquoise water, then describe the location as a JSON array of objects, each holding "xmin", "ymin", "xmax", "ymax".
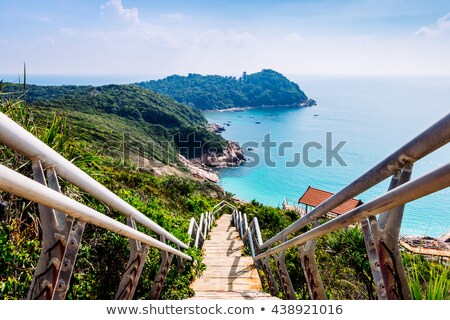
[{"xmin": 205, "ymin": 76, "xmax": 450, "ymax": 238}]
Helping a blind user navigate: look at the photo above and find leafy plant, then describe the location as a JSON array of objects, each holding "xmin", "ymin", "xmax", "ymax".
[{"xmin": 405, "ymin": 254, "xmax": 450, "ymax": 300}]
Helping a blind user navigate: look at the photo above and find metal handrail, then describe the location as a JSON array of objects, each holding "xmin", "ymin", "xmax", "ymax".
[
  {"xmin": 0, "ymin": 112, "xmax": 188, "ymax": 249},
  {"xmin": 254, "ymin": 162, "xmax": 450, "ymax": 260},
  {"xmin": 0, "ymin": 163, "xmax": 191, "ymax": 260},
  {"xmin": 213, "ymin": 200, "xmax": 237, "ymax": 211},
  {"xmin": 188, "ymin": 211, "xmax": 215, "ymax": 249},
  {"xmin": 0, "ymin": 111, "xmax": 192, "ymax": 299},
  {"xmin": 260, "ymin": 112, "xmax": 450, "ymax": 250},
  {"xmin": 188, "ymin": 200, "xmax": 236, "ymax": 249}
]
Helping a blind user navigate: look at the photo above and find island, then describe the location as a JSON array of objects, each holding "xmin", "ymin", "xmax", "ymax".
[{"xmin": 136, "ymin": 69, "xmax": 315, "ymax": 111}]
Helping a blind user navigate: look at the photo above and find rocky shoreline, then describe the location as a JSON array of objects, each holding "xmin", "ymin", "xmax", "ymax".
[
  {"xmin": 174, "ymin": 139, "xmax": 246, "ymax": 183},
  {"xmin": 206, "ymin": 122, "xmax": 226, "ymax": 133},
  {"xmin": 201, "ymin": 140, "xmax": 246, "ymax": 168},
  {"xmin": 175, "ymin": 139, "xmax": 246, "ymax": 184},
  {"xmin": 204, "ymin": 99, "xmax": 317, "ymax": 112},
  {"xmin": 177, "ymin": 154, "xmax": 220, "ymax": 183}
]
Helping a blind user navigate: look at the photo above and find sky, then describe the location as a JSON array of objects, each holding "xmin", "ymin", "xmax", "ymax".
[{"xmin": 1, "ymin": 0, "xmax": 450, "ymax": 77}]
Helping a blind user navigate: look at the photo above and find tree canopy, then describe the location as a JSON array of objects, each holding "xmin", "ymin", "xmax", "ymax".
[
  {"xmin": 136, "ymin": 69, "xmax": 308, "ymax": 110},
  {"xmin": 18, "ymin": 83, "xmax": 225, "ymax": 158}
]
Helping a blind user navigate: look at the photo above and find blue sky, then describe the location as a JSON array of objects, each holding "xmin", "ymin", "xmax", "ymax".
[{"xmin": 1, "ymin": 0, "xmax": 450, "ymax": 76}]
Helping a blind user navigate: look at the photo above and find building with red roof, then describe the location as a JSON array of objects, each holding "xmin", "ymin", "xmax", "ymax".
[{"xmin": 298, "ymin": 186, "xmax": 363, "ymax": 219}]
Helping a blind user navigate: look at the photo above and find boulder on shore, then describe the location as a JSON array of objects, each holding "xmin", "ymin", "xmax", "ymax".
[
  {"xmin": 206, "ymin": 122, "xmax": 226, "ymax": 133},
  {"xmin": 202, "ymin": 140, "xmax": 245, "ymax": 167}
]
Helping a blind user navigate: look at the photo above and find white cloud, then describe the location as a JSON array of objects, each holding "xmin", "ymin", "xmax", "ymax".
[
  {"xmin": 97, "ymin": 1, "xmax": 256, "ymax": 50},
  {"xmin": 160, "ymin": 13, "xmax": 185, "ymax": 20},
  {"xmin": 98, "ymin": 0, "xmax": 176, "ymax": 46},
  {"xmin": 415, "ymin": 12, "xmax": 450, "ymax": 37},
  {"xmin": 101, "ymin": 0, "xmax": 140, "ymax": 25}
]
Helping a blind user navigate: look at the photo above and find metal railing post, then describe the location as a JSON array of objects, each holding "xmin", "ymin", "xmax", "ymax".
[
  {"xmin": 238, "ymin": 211, "xmax": 243, "ymax": 237},
  {"xmin": 175, "ymin": 245, "xmax": 186, "ymax": 272},
  {"xmin": 361, "ymin": 169, "xmax": 403, "ymax": 300},
  {"xmin": 115, "ymin": 218, "xmax": 150, "ymax": 300},
  {"xmin": 243, "ymin": 213, "xmax": 249, "ymax": 247},
  {"xmin": 372, "ymin": 163, "xmax": 413, "ymax": 300},
  {"xmin": 261, "ymin": 256, "xmax": 279, "ymax": 296},
  {"xmin": 246, "ymin": 224, "xmax": 256, "ymax": 258},
  {"xmin": 149, "ymin": 236, "xmax": 174, "ymax": 299},
  {"xmin": 28, "ymin": 161, "xmax": 85, "ymax": 300},
  {"xmin": 274, "ymin": 249, "xmax": 296, "ymax": 299},
  {"xmin": 195, "ymin": 214, "xmax": 205, "ymax": 248},
  {"xmin": 361, "ymin": 217, "xmax": 387, "ymax": 299},
  {"xmin": 297, "ymin": 221, "xmax": 326, "ymax": 300},
  {"xmin": 188, "ymin": 218, "xmax": 196, "ymax": 246}
]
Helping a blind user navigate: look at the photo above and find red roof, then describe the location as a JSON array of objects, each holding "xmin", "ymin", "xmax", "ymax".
[{"xmin": 298, "ymin": 186, "xmax": 363, "ymax": 215}]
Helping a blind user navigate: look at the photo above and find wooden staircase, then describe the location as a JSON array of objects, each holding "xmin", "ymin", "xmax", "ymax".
[{"xmin": 190, "ymin": 214, "xmax": 277, "ymax": 299}]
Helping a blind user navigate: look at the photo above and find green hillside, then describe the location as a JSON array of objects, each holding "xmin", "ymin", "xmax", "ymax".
[
  {"xmin": 0, "ymin": 88, "xmax": 229, "ymax": 299},
  {"xmin": 22, "ymin": 83, "xmax": 226, "ymax": 159},
  {"xmin": 136, "ymin": 69, "xmax": 309, "ymax": 110}
]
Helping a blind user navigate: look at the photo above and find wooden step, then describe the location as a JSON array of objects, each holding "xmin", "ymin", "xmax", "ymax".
[
  {"xmin": 189, "ymin": 214, "xmax": 277, "ymax": 300},
  {"xmin": 191, "ymin": 291, "xmax": 278, "ymax": 300}
]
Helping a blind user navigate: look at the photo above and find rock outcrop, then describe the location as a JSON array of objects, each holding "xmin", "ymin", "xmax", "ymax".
[
  {"xmin": 206, "ymin": 122, "xmax": 226, "ymax": 133},
  {"xmin": 201, "ymin": 140, "xmax": 245, "ymax": 167},
  {"xmin": 178, "ymin": 154, "xmax": 220, "ymax": 183}
]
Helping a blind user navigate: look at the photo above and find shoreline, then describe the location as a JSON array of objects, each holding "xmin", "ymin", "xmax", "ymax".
[{"xmin": 203, "ymin": 100, "xmax": 316, "ymax": 113}]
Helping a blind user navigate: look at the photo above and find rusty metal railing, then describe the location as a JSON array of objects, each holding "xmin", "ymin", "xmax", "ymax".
[
  {"xmin": 0, "ymin": 111, "xmax": 191, "ymax": 300},
  {"xmin": 232, "ymin": 112, "xmax": 450, "ymax": 300}
]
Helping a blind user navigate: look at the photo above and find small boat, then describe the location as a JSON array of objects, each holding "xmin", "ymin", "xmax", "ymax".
[
  {"xmin": 314, "ymin": 114, "xmax": 319, "ymax": 117},
  {"xmin": 255, "ymin": 121, "xmax": 261, "ymax": 124}
]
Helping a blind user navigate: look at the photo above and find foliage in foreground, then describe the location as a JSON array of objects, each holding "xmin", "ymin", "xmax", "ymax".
[
  {"xmin": 404, "ymin": 254, "xmax": 450, "ymax": 300},
  {"xmin": 0, "ymin": 91, "xmax": 220, "ymax": 299},
  {"xmin": 239, "ymin": 200, "xmax": 450, "ymax": 300}
]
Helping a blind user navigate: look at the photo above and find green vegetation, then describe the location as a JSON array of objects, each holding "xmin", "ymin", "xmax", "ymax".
[
  {"xmin": 9, "ymin": 83, "xmax": 226, "ymax": 159},
  {"xmin": 239, "ymin": 200, "xmax": 450, "ymax": 300},
  {"xmin": 405, "ymin": 254, "xmax": 450, "ymax": 300},
  {"xmin": 136, "ymin": 69, "xmax": 309, "ymax": 110},
  {"xmin": 0, "ymin": 87, "xmax": 225, "ymax": 299}
]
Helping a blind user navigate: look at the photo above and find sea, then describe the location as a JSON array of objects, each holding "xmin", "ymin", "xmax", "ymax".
[
  {"xmin": 4, "ymin": 73, "xmax": 449, "ymax": 237},
  {"xmin": 204, "ymin": 76, "xmax": 450, "ymax": 238}
]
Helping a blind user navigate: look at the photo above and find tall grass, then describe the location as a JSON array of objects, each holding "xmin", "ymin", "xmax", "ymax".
[{"xmin": 406, "ymin": 254, "xmax": 450, "ymax": 300}]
